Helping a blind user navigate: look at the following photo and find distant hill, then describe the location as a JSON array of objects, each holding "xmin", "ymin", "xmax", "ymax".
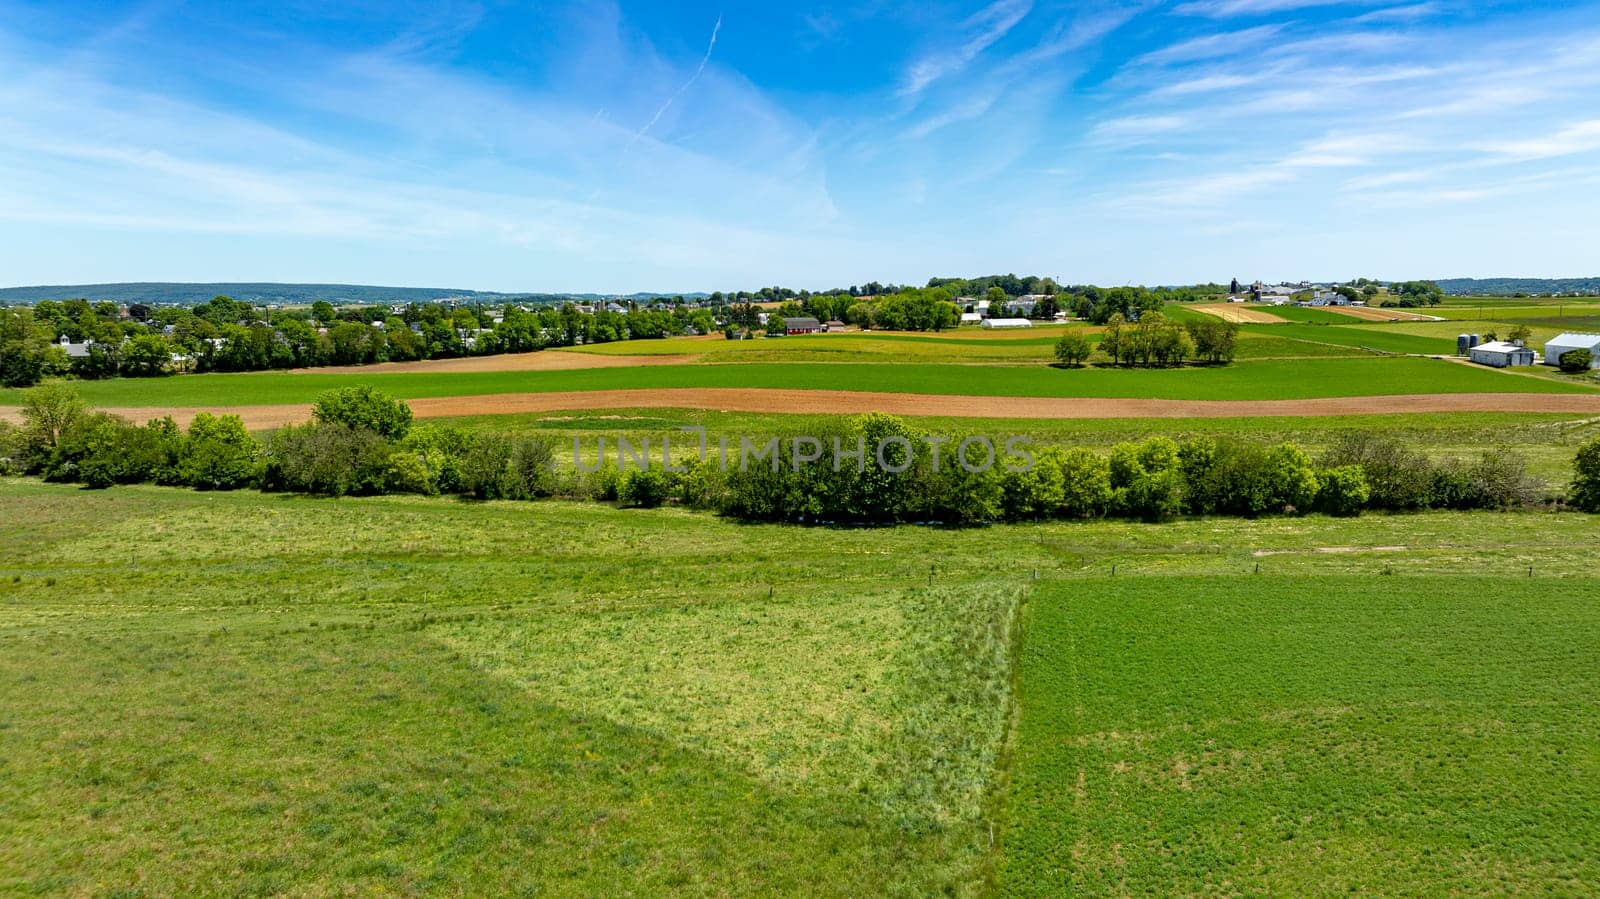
[
  {"xmin": 1437, "ymin": 277, "xmax": 1600, "ymax": 297},
  {"xmin": 0, "ymin": 282, "xmax": 708, "ymax": 306}
]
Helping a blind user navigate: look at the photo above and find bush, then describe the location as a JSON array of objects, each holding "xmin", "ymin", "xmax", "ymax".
[
  {"xmin": 0, "ymin": 421, "xmax": 23, "ymax": 475},
  {"xmin": 1055, "ymin": 448, "xmax": 1113, "ymax": 519},
  {"xmin": 457, "ymin": 434, "xmax": 557, "ymax": 500},
  {"xmin": 1119, "ymin": 469, "xmax": 1184, "ymax": 522},
  {"xmin": 398, "ymin": 425, "xmax": 472, "ymax": 494},
  {"xmin": 1315, "ymin": 466, "xmax": 1370, "ymax": 516},
  {"xmin": 1003, "ymin": 449, "xmax": 1066, "ymax": 520},
  {"xmin": 1109, "ymin": 437, "xmax": 1183, "ymax": 520},
  {"xmin": 178, "ymin": 413, "xmax": 258, "ymax": 490},
  {"xmin": 263, "ymin": 422, "xmax": 392, "ymax": 496},
  {"xmin": 381, "ymin": 451, "xmax": 438, "ymax": 495},
  {"xmin": 59, "ymin": 413, "xmax": 144, "ymax": 487},
  {"xmin": 1320, "ymin": 433, "xmax": 1435, "ymax": 510},
  {"xmin": 1185, "ymin": 438, "xmax": 1324, "ymax": 518},
  {"xmin": 1572, "ymin": 437, "xmax": 1600, "ymax": 512},
  {"xmin": 1432, "ymin": 452, "xmax": 1540, "ymax": 510},
  {"xmin": 1559, "ymin": 349, "xmax": 1593, "ymax": 373},
  {"xmin": 619, "ymin": 469, "xmax": 672, "ymax": 508},
  {"xmin": 674, "ymin": 458, "xmax": 727, "ymax": 510},
  {"xmin": 915, "ymin": 454, "xmax": 1004, "ymax": 524},
  {"xmin": 584, "ymin": 462, "xmax": 624, "ymax": 502},
  {"xmin": 311, "ymin": 386, "xmax": 414, "ymax": 440}
]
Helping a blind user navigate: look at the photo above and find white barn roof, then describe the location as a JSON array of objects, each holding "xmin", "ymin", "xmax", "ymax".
[
  {"xmin": 1473, "ymin": 341, "xmax": 1527, "ymax": 354},
  {"xmin": 981, "ymin": 318, "xmax": 1033, "ymax": 329},
  {"xmin": 1547, "ymin": 333, "xmax": 1600, "ymax": 349}
]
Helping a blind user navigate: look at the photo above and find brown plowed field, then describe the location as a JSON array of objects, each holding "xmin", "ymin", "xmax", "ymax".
[
  {"xmin": 9, "ymin": 389, "xmax": 1600, "ymax": 430},
  {"xmin": 292, "ymin": 350, "xmax": 698, "ymax": 374},
  {"xmin": 1191, "ymin": 304, "xmax": 1288, "ymax": 324},
  {"xmin": 1321, "ymin": 306, "xmax": 1441, "ymax": 322}
]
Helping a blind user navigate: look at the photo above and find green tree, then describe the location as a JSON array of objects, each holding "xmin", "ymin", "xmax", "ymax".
[
  {"xmin": 120, "ymin": 333, "xmax": 172, "ymax": 376},
  {"xmin": 1100, "ymin": 314, "xmax": 1126, "ymax": 365},
  {"xmin": 180, "ymin": 413, "xmax": 259, "ymax": 490},
  {"xmin": 1571, "ymin": 437, "xmax": 1600, "ymax": 512},
  {"xmin": 1053, "ymin": 330, "xmax": 1093, "ymax": 367},
  {"xmin": 312, "ymin": 386, "xmax": 414, "ymax": 440},
  {"xmin": 1186, "ymin": 319, "xmax": 1239, "ymax": 364},
  {"xmin": 1055, "ymin": 448, "xmax": 1113, "ymax": 518},
  {"xmin": 20, "ymin": 384, "xmax": 87, "ymax": 461}
]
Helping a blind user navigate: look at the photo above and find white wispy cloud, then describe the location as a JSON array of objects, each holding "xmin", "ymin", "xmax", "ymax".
[
  {"xmin": 1347, "ymin": 2, "xmax": 1441, "ymax": 25},
  {"xmin": 1484, "ymin": 119, "xmax": 1600, "ymax": 161},
  {"xmin": 1174, "ymin": 0, "xmax": 1386, "ymax": 18},
  {"xmin": 1133, "ymin": 24, "xmax": 1283, "ymax": 65},
  {"xmin": 1089, "ymin": 114, "xmax": 1190, "ymax": 146},
  {"xmin": 900, "ymin": 0, "xmax": 1033, "ymax": 98}
]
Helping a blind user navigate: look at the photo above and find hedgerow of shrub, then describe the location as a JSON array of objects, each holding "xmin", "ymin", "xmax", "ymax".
[{"xmin": 1, "ymin": 386, "xmax": 1582, "ymax": 523}]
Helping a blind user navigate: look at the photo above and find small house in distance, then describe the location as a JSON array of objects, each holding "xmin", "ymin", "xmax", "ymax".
[
  {"xmin": 783, "ymin": 317, "xmax": 821, "ymax": 335},
  {"xmin": 1543, "ymin": 333, "xmax": 1600, "ymax": 369},
  {"xmin": 982, "ymin": 318, "xmax": 1033, "ymax": 329},
  {"xmin": 1468, "ymin": 340, "xmax": 1536, "ymax": 368}
]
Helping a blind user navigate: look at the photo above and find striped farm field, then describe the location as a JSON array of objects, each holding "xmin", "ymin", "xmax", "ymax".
[{"xmin": 4, "ymin": 357, "xmax": 1592, "ymax": 410}]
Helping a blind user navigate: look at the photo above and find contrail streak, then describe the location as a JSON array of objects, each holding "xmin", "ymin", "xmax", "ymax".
[{"xmin": 631, "ymin": 14, "xmax": 721, "ymax": 146}]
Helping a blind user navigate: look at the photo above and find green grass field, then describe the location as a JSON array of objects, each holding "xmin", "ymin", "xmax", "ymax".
[
  {"xmin": 1238, "ymin": 323, "xmax": 1457, "ymax": 355},
  {"xmin": 997, "ymin": 577, "xmax": 1600, "ymax": 895},
  {"xmin": 4, "ymin": 356, "xmax": 1592, "ymax": 408},
  {"xmin": 3, "ymin": 481, "xmax": 1599, "ymax": 894}
]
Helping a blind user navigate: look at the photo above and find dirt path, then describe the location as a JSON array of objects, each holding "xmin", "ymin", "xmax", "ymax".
[
  {"xmin": 291, "ymin": 350, "xmax": 699, "ymax": 375},
  {"xmin": 1191, "ymin": 304, "xmax": 1288, "ymax": 324},
  {"xmin": 10, "ymin": 389, "xmax": 1600, "ymax": 430}
]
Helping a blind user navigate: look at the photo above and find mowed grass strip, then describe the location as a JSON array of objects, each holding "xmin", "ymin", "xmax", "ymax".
[
  {"xmin": 996, "ymin": 577, "xmax": 1600, "ymax": 896},
  {"xmin": 6, "ymin": 356, "xmax": 1592, "ymax": 408}
]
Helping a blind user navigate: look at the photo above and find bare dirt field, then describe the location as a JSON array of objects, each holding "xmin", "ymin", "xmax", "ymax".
[
  {"xmin": 292, "ymin": 350, "xmax": 699, "ymax": 375},
  {"xmin": 1192, "ymin": 304, "xmax": 1288, "ymax": 324},
  {"xmin": 13, "ymin": 389, "xmax": 1600, "ymax": 430},
  {"xmin": 1321, "ymin": 306, "xmax": 1442, "ymax": 322}
]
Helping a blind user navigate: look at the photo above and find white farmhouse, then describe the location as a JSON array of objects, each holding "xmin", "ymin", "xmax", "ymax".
[{"xmin": 1543, "ymin": 333, "xmax": 1600, "ymax": 369}]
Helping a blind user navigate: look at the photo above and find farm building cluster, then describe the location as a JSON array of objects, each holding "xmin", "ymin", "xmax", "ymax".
[{"xmin": 1455, "ymin": 331, "xmax": 1600, "ymax": 370}]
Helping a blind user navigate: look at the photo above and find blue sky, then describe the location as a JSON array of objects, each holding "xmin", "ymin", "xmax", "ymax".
[{"xmin": 1, "ymin": 0, "xmax": 1598, "ymax": 292}]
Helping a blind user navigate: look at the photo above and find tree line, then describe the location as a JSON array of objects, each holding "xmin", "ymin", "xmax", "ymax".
[
  {"xmin": 5, "ymin": 387, "xmax": 1591, "ymax": 523},
  {"xmin": 1054, "ymin": 315, "xmax": 1240, "ymax": 367},
  {"xmin": 0, "ymin": 298, "xmax": 723, "ymax": 388}
]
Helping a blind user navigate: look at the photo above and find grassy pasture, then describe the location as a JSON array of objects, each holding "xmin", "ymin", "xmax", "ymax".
[
  {"xmin": 441, "ymin": 408, "xmax": 1600, "ymax": 485},
  {"xmin": 1247, "ymin": 305, "xmax": 1352, "ymax": 325},
  {"xmin": 1238, "ymin": 323, "xmax": 1456, "ymax": 356},
  {"xmin": 3, "ymin": 483, "xmax": 1600, "ymax": 894},
  {"xmin": 5, "ymin": 356, "xmax": 1592, "ymax": 408},
  {"xmin": 564, "ymin": 332, "xmax": 1064, "ymax": 364},
  {"xmin": 0, "ymin": 482, "xmax": 1022, "ymax": 896},
  {"xmin": 1433, "ymin": 303, "xmax": 1600, "ymax": 322},
  {"xmin": 996, "ymin": 577, "xmax": 1600, "ymax": 895}
]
